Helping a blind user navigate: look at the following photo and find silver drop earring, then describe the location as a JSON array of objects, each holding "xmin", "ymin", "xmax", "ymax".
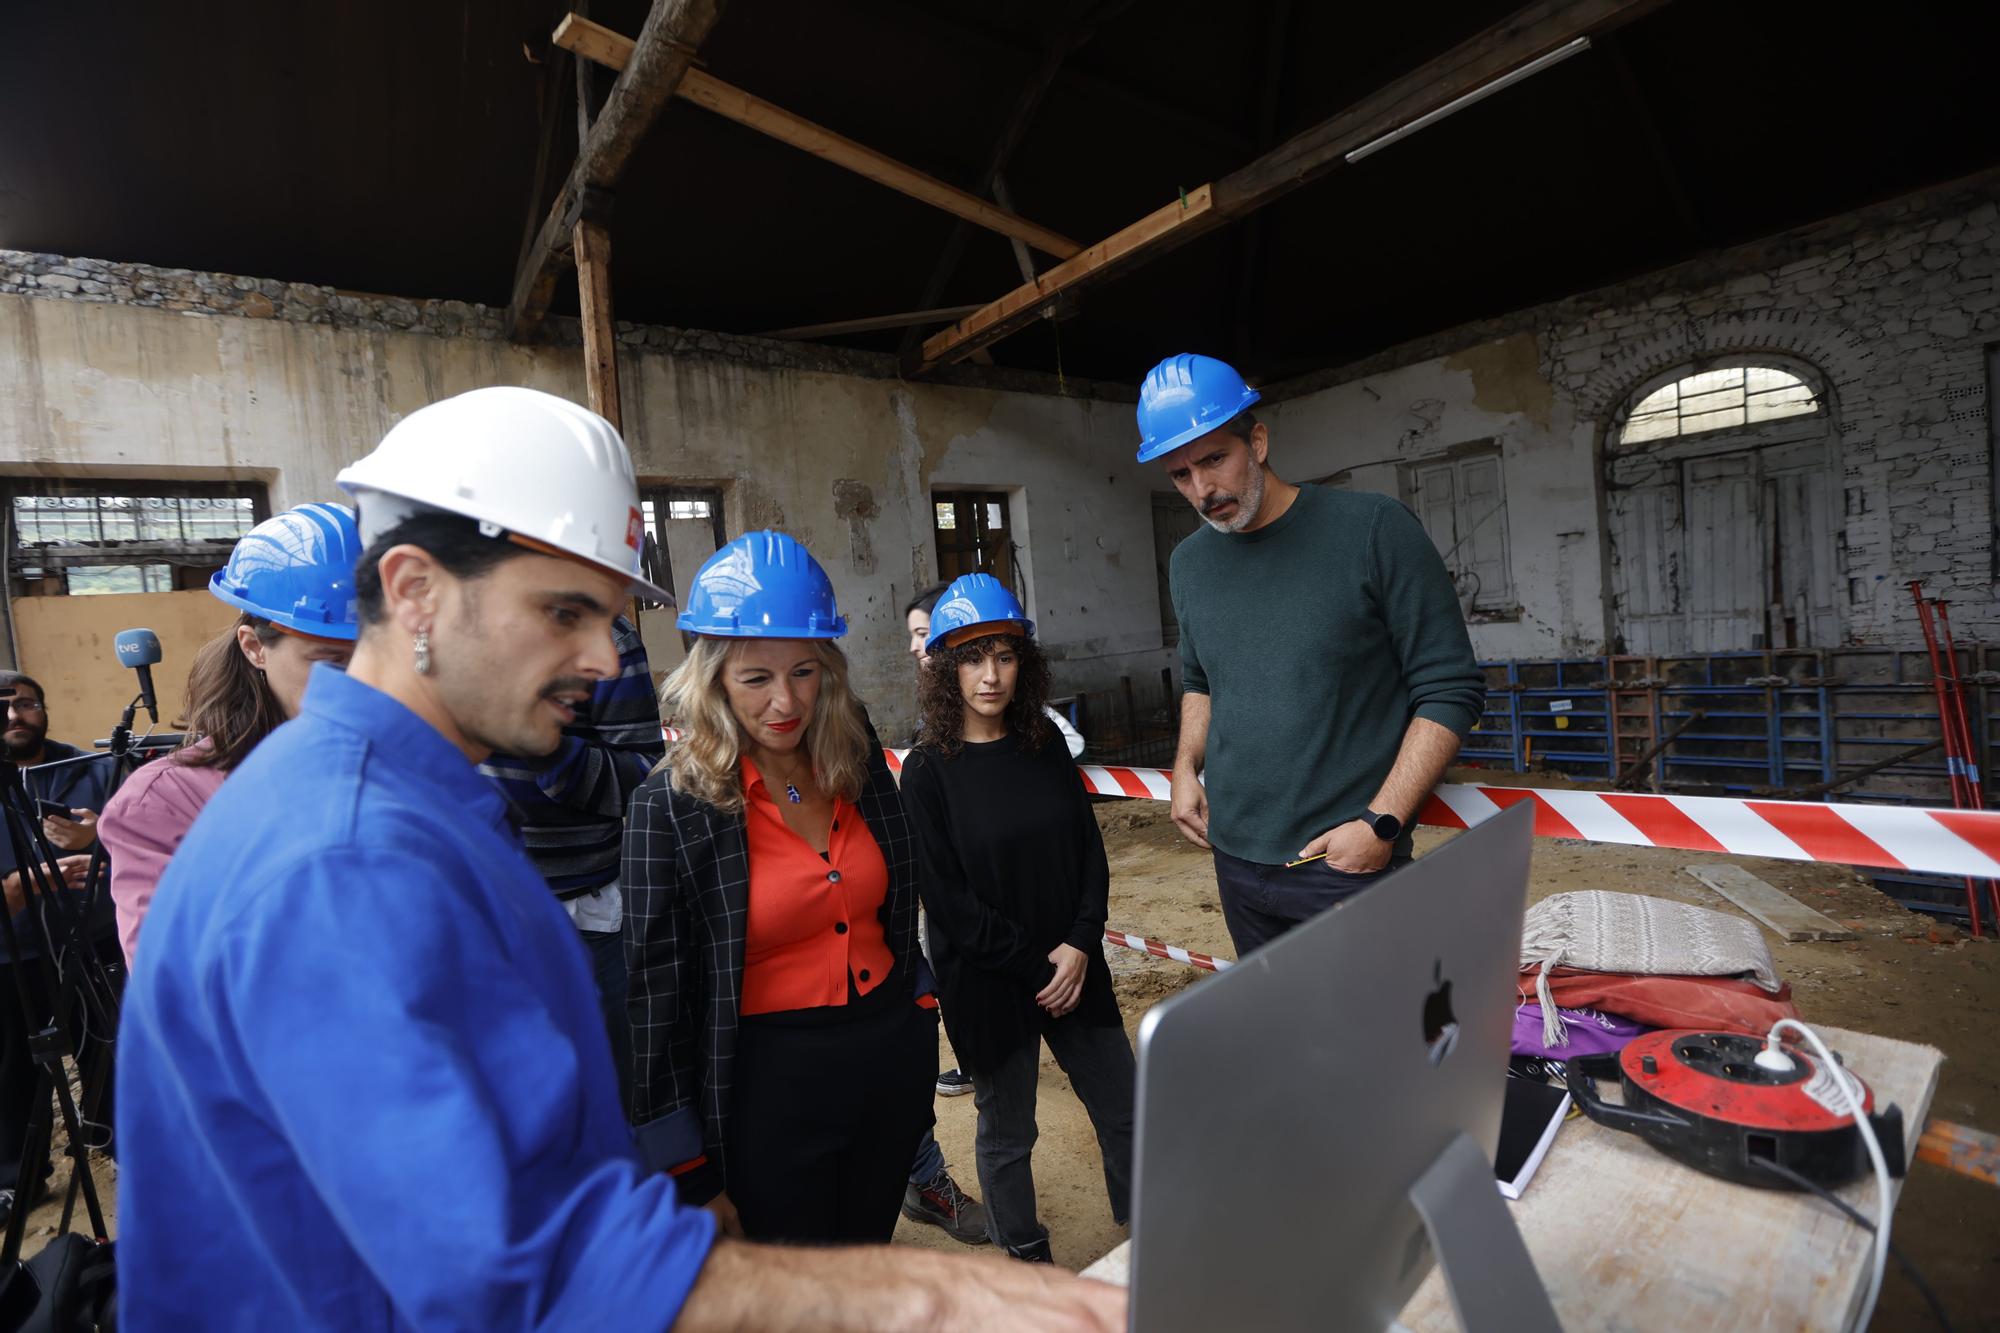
[{"xmin": 413, "ymin": 628, "xmax": 432, "ymax": 677}]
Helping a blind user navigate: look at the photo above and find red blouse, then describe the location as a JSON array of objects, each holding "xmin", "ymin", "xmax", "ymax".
[{"xmin": 738, "ymin": 756, "xmax": 896, "ymax": 1016}]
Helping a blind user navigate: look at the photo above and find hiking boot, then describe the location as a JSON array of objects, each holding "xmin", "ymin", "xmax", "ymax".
[
  {"xmin": 901, "ymin": 1168, "xmax": 988, "ymax": 1244},
  {"xmin": 935, "ymin": 1067, "xmax": 974, "ymax": 1097},
  {"xmin": 1004, "ymin": 1236, "xmax": 1055, "ymax": 1264}
]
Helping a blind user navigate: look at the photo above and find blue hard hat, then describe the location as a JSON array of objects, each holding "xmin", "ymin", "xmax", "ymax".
[
  {"xmin": 678, "ymin": 530, "xmax": 847, "ymax": 639},
  {"xmin": 925, "ymin": 573, "xmax": 1034, "ymax": 652},
  {"xmin": 208, "ymin": 502, "xmax": 362, "ymax": 641},
  {"xmin": 1135, "ymin": 353, "xmax": 1262, "ymax": 463}
]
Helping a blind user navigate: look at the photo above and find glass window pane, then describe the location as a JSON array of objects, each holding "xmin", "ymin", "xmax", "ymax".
[
  {"xmin": 1679, "ymin": 384, "xmax": 1746, "ymax": 415},
  {"xmin": 1620, "ymin": 414, "xmax": 1679, "ymax": 444},
  {"xmin": 1746, "ymin": 394, "xmax": 1819, "ymax": 423},
  {"xmin": 1681, "ymin": 405, "xmax": 1746, "ymax": 434},
  {"xmin": 1629, "ymin": 385, "xmax": 1679, "ymax": 416},
  {"xmin": 986, "ymin": 502, "xmax": 1003, "ymax": 530},
  {"xmin": 1742, "ymin": 366, "xmax": 1805, "ymax": 394},
  {"xmin": 1677, "ymin": 367, "xmax": 1743, "ymax": 397},
  {"xmin": 934, "ymin": 502, "xmax": 957, "ymax": 531}
]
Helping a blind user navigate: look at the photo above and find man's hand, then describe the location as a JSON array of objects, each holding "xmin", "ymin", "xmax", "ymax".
[
  {"xmin": 680, "ymin": 1237, "xmax": 1128, "ymax": 1331},
  {"xmin": 1168, "ymin": 767, "xmax": 1210, "ymax": 850},
  {"xmin": 3, "ymin": 856, "xmax": 91, "ymax": 916},
  {"xmin": 704, "ymin": 1191, "xmax": 745, "ymax": 1239},
  {"xmin": 1036, "ymin": 944, "xmax": 1088, "ymax": 1017},
  {"xmin": 43, "ymin": 808, "xmax": 97, "ymax": 852},
  {"xmin": 1296, "ymin": 820, "xmax": 1392, "ymax": 875}
]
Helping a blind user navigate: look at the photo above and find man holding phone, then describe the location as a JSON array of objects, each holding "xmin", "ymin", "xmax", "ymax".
[{"xmin": 0, "ymin": 670, "xmax": 118, "ymax": 1228}]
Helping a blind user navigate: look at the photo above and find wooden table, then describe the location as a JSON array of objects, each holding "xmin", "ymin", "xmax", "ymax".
[{"xmin": 1082, "ymin": 1025, "xmax": 1940, "ymax": 1331}]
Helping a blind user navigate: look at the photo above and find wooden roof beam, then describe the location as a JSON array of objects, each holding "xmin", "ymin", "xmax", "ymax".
[
  {"xmin": 916, "ymin": 0, "xmax": 1669, "ymax": 373},
  {"xmin": 508, "ymin": 0, "xmax": 727, "ymax": 339},
  {"xmin": 553, "ymin": 13, "xmax": 1082, "ymax": 261}
]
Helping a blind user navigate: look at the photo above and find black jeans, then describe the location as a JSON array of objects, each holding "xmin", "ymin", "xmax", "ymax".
[
  {"xmin": 725, "ymin": 999, "xmax": 936, "ymax": 1244},
  {"xmin": 971, "ymin": 1017, "xmax": 1135, "ymax": 1253},
  {"xmin": 1211, "ymin": 848, "xmax": 1413, "ymax": 958},
  {"xmin": 577, "ymin": 927, "xmax": 632, "ymax": 1117}
]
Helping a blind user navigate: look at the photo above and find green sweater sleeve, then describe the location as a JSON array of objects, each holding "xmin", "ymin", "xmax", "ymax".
[{"xmin": 1370, "ymin": 500, "xmax": 1485, "ymax": 737}]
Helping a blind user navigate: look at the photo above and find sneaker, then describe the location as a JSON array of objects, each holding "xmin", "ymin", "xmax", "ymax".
[
  {"xmin": 901, "ymin": 1169, "xmax": 989, "ymax": 1245},
  {"xmin": 935, "ymin": 1068, "xmax": 974, "ymax": 1097}
]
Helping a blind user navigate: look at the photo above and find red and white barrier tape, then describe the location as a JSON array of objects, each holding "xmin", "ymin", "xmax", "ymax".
[
  {"xmin": 1104, "ymin": 930, "xmax": 1233, "ymax": 971},
  {"xmin": 893, "ymin": 749, "xmax": 2000, "ymax": 879},
  {"xmin": 662, "ymin": 734, "xmax": 2000, "ymax": 879}
]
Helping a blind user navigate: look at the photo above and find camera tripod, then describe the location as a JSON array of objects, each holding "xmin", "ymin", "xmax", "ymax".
[{"xmin": 0, "ymin": 696, "xmax": 151, "ymax": 1267}]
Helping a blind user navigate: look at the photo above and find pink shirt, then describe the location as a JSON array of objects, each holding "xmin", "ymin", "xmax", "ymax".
[{"xmin": 98, "ymin": 740, "xmax": 229, "ymax": 969}]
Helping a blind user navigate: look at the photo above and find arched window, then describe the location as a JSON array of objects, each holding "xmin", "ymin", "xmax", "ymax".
[
  {"xmin": 1617, "ymin": 363, "xmax": 1821, "ymax": 444},
  {"xmin": 1603, "ymin": 355, "xmax": 1838, "ymax": 654}
]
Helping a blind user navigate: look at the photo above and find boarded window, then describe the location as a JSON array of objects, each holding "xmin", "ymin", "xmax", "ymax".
[
  {"xmin": 931, "ymin": 490, "xmax": 1017, "ymax": 594},
  {"xmin": 1403, "ymin": 447, "xmax": 1513, "ymax": 612}
]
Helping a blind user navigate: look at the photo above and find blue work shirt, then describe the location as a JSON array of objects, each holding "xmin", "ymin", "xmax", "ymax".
[{"xmin": 117, "ymin": 665, "xmax": 715, "ymax": 1331}]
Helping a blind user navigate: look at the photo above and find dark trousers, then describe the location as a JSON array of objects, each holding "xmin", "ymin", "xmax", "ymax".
[
  {"xmin": 0, "ymin": 942, "xmax": 121, "ymax": 1193},
  {"xmin": 971, "ymin": 1016, "xmax": 1136, "ymax": 1252},
  {"xmin": 578, "ymin": 927, "xmax": 632, "ymax": 1117},
  {"xmin": 725, "ymin": 1000, "xmax": 936, "ymax": 1244},
  {"xmin": 1211, "ymin": 848, "xmax": 1413, "ymax": 958}
]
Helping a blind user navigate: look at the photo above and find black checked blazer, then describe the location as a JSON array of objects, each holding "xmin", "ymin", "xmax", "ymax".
[{"xmin": 622, "ymin": 718, "xmax": 920, "ymax": 1194}]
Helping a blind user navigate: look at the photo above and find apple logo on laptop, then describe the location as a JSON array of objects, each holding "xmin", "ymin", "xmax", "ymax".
[{"xmin": 1422, "ymin": 959, "xmax": 1458, "ymax": 1067}]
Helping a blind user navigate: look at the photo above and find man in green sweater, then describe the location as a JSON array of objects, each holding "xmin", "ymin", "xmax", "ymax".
[{"xmin": 1139, "ymin": 353, "xmax": 1486, "ymax": 956}]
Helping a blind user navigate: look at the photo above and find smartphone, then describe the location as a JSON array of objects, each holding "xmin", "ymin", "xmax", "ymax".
[{"xmin": 35, "ymin": 799, "xmax": 72, "ymax": 822}]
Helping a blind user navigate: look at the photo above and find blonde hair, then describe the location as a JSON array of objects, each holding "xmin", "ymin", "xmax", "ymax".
[{"xmin": 660, "ymin": 636, "xmax": 873, "ymax": 815}]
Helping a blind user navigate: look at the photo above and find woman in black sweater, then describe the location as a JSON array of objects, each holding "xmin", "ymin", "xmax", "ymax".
[{"xmin": 898, "ymin": 573, "xmax": 1135, "ymax": 1263}]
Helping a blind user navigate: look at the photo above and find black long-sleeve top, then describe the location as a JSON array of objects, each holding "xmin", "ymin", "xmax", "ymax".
[{"xmin": 899, "ymin": 730, "xmax": 1119, "ymax": 1075}]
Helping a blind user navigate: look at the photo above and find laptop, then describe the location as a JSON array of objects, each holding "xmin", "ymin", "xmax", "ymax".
[{"xmin": 1125, "ymin": 803, "xmax": 1558, "ymax": 1332}]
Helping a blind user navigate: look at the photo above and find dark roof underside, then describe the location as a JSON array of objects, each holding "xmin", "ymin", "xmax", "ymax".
[{"xmin": 5, "ymin": 1, "xmax": 1998, "ymax": 385}]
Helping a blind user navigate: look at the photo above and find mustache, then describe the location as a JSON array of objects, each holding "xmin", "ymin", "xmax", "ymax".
[
  {"xmin": 539, "ymin": 678, "xmax": 596, "ymax": 702},
  {"xmin": 1202, "ymin": 494, "xmax": 1240, "ymax": 515}
]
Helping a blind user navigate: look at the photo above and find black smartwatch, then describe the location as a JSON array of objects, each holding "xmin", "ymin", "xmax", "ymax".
[{"xmin": 1364, "ymin": 809, "xmax": 1403, "ymax": 843}]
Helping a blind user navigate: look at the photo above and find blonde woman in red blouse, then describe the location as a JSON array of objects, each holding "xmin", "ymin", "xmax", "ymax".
[{"xmin": 623, "ymin": 532, "xmax": 934, "ymax": 1245}]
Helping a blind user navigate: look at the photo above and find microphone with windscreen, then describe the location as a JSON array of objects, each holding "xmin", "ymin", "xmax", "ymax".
[{"xmin": 114, "ymin": 628, "xmax": 163, "ymax": 725}]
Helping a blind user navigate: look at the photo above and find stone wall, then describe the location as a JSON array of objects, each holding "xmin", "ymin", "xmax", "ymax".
[{"xmin": 1264, "ymin": 169, "xmax": 2000, "ymax": 655}]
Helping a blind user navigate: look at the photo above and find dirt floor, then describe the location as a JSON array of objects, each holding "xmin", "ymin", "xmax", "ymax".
[
  {"xmin": 29, "ymin": 797, "xmax": 1995, "ymax": 1327},
  {"xmin": 894, "ymin": 799, "xmax": 2000, "ymax": 1331}
]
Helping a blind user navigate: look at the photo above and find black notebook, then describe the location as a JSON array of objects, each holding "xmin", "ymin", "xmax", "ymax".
[{"xmin": 1494, "ymin": 1074, "xmax": 1571, "ymax": 1199}]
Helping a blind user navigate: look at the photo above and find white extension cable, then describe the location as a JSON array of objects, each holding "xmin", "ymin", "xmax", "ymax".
[{"xmin": 1758, "ymin": 1018, "xmax": 1894, "ymax": 1330}]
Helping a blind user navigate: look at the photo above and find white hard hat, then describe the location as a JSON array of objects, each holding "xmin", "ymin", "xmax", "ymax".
[{"xmin": 337, "ymin": 387, "xmax": 673, "ymax": 605}]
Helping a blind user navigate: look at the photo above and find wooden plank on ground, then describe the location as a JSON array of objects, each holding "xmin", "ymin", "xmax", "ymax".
[
  {"xmin": 552, "ymin": 13, "xmax": 1081, "ymax": 260},
  {"xmin": 1684, "ymin": 863, "xmax": 1858, "ymax": 941}
]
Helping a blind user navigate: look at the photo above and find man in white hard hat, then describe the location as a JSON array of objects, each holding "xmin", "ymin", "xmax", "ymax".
[{"xmin": 116, "ymin": 387, "xmax": 1125, "ymax": 1330}]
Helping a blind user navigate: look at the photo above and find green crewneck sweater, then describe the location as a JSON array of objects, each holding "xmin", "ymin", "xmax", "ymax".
[{"xmin": 1171, "ymin": 484, "xmax": 1485, "ymax": 866}]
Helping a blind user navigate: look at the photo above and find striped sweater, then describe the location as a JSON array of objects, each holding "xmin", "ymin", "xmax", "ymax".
[{"xmin": 480, "ymin": 617, "xmax": 664, "ymax": 899}]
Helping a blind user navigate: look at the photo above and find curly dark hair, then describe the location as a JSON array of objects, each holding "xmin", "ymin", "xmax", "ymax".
[{"xmin": 916, "ymin": 632, "xmax": 1053, "ymax": 757}]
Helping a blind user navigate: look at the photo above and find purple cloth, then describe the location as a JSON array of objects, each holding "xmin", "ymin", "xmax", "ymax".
[{"xmin": 1512, "ymin": 1003, "xmax": 1652, "ymax": 1060}]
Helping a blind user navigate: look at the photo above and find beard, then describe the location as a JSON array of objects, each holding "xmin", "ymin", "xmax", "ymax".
[
  {"xmin": 3, "ymin": 721, "xmax": 45, "ymax": 762},
  {"xmin": 1201, "ymin": 464, "xmax": 1267, "ymax": 534}
]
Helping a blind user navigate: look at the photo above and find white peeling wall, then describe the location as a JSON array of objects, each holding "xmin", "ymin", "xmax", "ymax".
[
  {"xmin": 0, "ymin": 288, "xmax": 1158, "ymax": 735},
  {"xmin": 1262, "ymin": 333, "xmax": 1596, "ymax": 659}
]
